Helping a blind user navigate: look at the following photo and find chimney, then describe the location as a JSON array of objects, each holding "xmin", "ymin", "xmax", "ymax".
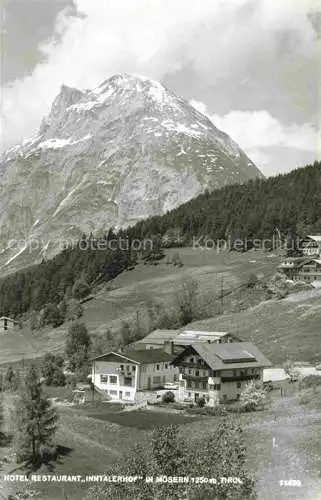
[{"xmin": 163, "ymin": 341, "xmax": 174, "ymax": 355}]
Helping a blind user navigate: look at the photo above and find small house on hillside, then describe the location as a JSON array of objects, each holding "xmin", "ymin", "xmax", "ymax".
[
  {"xmin": 131, "ymin": 329, "xmax": 240, "ymax": 353},
  {"xmin": 301, "ymin": 235, "xmax": 321, "ymax": 257},
  {"xmin": 0, "ymin": 316, "xmax": 19, "ymax": 333},
  {"xmin": 278, "ymin": 257, "xmax": 321, "ymax": 283},
  {"xmin": 91, "ymin": 348, "xmax": 178, "ymax": 402},
  {"xmin": 171, "ymin": 342, "xmax": 272, "ymax": 405}
]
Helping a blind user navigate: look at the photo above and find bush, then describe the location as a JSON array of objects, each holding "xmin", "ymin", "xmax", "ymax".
[
  {"xmin": 42, "ymin": 303, "xmax": 64, "ymax": 328},
  {"xmin": 41, "ymin": 353, "xmax": 66, "ymax": 386},
  {"xmin": 298, "ymin": 392, "xmax": 312, "ymax": 405},
  {"xmin": 72, "ymin": 279, "xmax": 91, "ymax": 300},
  {"xmin": 197, "ymin": 397, "xmax": 206, "ymax": 408},
  {"xmin": 240, "ymin": 380, "xmax": 266, "ymax": 412},
  {"xmin": 2, "ymin": 366, "xmax": 20, "ymax": 392},
  {"xmin": 65, "ymin": 322, "xmax": 91, "ymax": 372},
  {"xmin": 299, "ymin": 375, "xmax": 321, "ymax": 389},
  {"xmin": 186, "ymin": 405, "xmax": 227, "ymax": 416},
  {"xmin": 162, "ymin": 391, "xmax": 175, "ymax": 403}
]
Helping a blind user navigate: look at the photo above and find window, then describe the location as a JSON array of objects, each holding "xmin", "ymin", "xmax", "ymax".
[
  {"xmin": 214, "ymin": 384, "xmax": 221, "ymax": 391},
  {"xmin": 100, "ymin": 375, "xmax": 108, "ymax": 383},
  {"xmin": 188, "ymin": 369, "xmax": 192, "ymax": 375},
  {"xmin": 186, "ymin": 380, "xmax": 192, "ymax": 389},
  {"xmin": 132, "ymin": 366, "xmax": 136, "ymax": 372},
  {"xmin": 195, "ymin": 370, "xmax": 199, "ymax": 376},
  {"xmin": 109, "ymin": 390, "xmax": 117, "ymax": 395},
  {"xmin": 208, "ymin": 384, "xmax": 214, "ymax": 391},
  {"xmin": 237, "ymin": 382, "xmax": 241, "ymax": 389},
  {"xmin": 153, "ymin": 376, "xmax": 161, "ymax": 384},
  {"xmin": 156, "ymin": 364, "xmax": 160, "ymax": 371},
  {"xmin": 190, "ymin": 358, "xmax": 194, "ymax": 363},
  {"xmin": 201, "ymin": 382, "xmax": 207, "ymax": 390},
  {"xmin": 4, "ymin": 319, "xmax": 8, "ymax": 331},
  {"xmin": 124, "ymin": 377, "xmax": 132, "ymax": 386},
  {"xmin": 194, "ymin": 382, "xmax": 199, "ymax": 389},
  {"xmin": 125, "ymin": 392, "xmax": 131, "ymax": 398},
  {"xmin": 165, "ymin": 364, "xmax": 168, "ymax": 369},
  {"xmin": 120, "ymin": 365, "xmax": 124, "ymax": 371},
  {"xmin": 110, "ymin": 375, "xmax": 117, "ymax": 384}
]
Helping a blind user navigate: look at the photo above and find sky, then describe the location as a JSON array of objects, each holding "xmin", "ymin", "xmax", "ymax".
[{"xmin": 0, "ymin": 0, "xmax": 320, "ymax": 176}]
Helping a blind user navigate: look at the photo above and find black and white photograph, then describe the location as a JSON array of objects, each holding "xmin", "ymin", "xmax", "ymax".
[{"xmin": 0, "ymin": 0, "xmax": 320, "ymax": 498}]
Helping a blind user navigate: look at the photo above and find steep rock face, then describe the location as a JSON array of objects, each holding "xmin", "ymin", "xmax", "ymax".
[{"xmin": 0, "ymin": 73, "xmax": 263, "ymax": 274}]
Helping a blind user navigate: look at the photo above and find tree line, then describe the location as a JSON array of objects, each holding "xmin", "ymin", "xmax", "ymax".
[{"xmin": 126, "ymin": 161, "xmax": 321, "ymax": 246}]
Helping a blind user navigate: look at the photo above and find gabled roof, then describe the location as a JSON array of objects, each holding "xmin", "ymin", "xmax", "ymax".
[
  {"xmin": 135, "ymin": 329, "xmax": 233, "ymax": 346},
  {"xmin": 306, "ymin": 235, "xmax": 321, "ymax": 243},
  {"xmin": 92, "ymin": 348, "xmax": 175, "ymax": 364},
  {"xmin": 135, "ymin": 329, "xmax": 180, "ymax": 345},
  {"xmin": 295, "ymin": 258, "xmax": 321, "ymax": 269},
  {"xmin": 0, "ymin": 316, "xmax": 18, "ymax": 323},
  {"xmin": 172, "ymin": 342, "xmax": 272, "ymax": 370},
  {"xmin": 279, "ymin": 257, "xmax": 321, "ymax": 270}
]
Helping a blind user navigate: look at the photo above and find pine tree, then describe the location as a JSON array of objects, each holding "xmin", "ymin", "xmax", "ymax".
[
  {"xmin": 65, "ymin": 322, "xmax": 91, "ymax": 372},
  {"xmin": 11, "ymin": 365, "xmax": 58, "ymax": 463}
]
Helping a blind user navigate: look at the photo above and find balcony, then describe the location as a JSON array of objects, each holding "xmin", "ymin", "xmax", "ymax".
[
  {"xmin": 182, "ymin": 374, "xmax": 208, "ymax": 382},
  {"xmin": 221, "ymin": 374, "xmax": 260, "ymax": 383},
  {"xmin": 179, "ymin": 362, "xmax": 207, "ymax": 369}
]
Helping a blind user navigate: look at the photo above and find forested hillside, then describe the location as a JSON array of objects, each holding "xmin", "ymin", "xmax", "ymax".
[
  {"xmin": 127, "ymin": 161, "xmax": 321, "ymax": 244},
  {"xmin": 0, "ymin": 232, "xmax": 134, "ymax": 317},
  {"xmin": 0, "ymin": 161, "xmax": 320, "ymax": 318}
]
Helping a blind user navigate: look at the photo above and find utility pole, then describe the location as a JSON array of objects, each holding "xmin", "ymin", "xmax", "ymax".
[
  {"xmin": 220, "ymin": 274, "xmax": 224, "ymax": 313},
  {"xmin": 92, "ymin": 362, "xmax": 95, "ymax": 403}
]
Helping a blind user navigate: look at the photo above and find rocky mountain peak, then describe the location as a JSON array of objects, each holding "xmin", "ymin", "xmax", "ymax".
[
  {"xmin": 40, "ymin": 84, "xmax": 87, "ymax": 135},
  {"xmin": 0, "ymin": 73, "xmax": 263, "ymax": 274}
]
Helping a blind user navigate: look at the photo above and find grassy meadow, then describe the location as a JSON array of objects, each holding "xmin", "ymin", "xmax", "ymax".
[{"xmin": 0, "ymin": 247, "xmax": 280, "ymax": 365}]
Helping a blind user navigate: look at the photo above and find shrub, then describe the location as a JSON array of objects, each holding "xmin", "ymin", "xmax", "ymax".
[
  {"xmin": 197, "ymin": 397, "xmax": 206, "ymax": 408},
  {"xmin": 240, "ymin": 380, "xmax": 266, "ymax": 412},
  {"xmin": 186, "ymin": 405, "xmax": 227, "ymax": 416},
  {"xmin": 2, "ymin": 366, "xmax": 20, "ymax": 392},
  {"xmin": 298, "ymin": 392, "xmax": 312, "ymax": 405},
  {"xmin": 299, "ymin": 375, "xmax": 321, "ymax": 389},
  {"xmin": 72, "ymin": 278, "xmax": 91, "ymax": 300},
  {"xmin": 247, "ymin": 273, "xmax": 258, "ymax": 288},
  {"xmin": 162, "ymin": 391, "xmax": 175, "ymax": 403},
  {"xmin": 42, "ymin": 303, "xmax": 64, "ymax": 328},
  {"xmin": 41, "ymin": 353, "xmax": 66, "ymax": 386},
  {"xmin": 65, "ymin": 322, "xmax": 91, "ymax": 372}
]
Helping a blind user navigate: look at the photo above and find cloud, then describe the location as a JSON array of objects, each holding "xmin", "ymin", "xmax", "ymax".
[
  {"xmin": 190, "ymin": 100, "xmax": 320, "ymax": 174},
  {"xmin": 0, "ymin": 0, "xmax": 319, "ymax": 155}
]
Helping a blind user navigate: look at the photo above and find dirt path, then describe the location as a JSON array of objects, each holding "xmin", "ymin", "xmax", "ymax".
[{"xmin": 248, "ymin": 396, "xmax": 321, "ymax": 499}]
